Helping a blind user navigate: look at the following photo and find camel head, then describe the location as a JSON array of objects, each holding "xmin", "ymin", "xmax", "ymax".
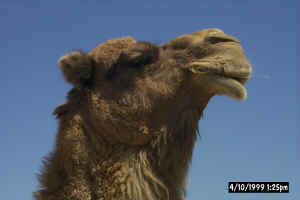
[
  {"xmin": 57, "ymin": 28, "xmax": 252, "ymax": 146},
  {"xmin": 35, "ymin": 28, "xmax": 252, "ymax": 200}
]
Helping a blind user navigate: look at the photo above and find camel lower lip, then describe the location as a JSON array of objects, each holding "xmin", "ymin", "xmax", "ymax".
[
  {"xmin": 186, "ymin": 61, "xmax": 250, "ymax": 100},
  {"xmin": 209, "ymin": 75, "xmax": 248, "ymax": 100}
]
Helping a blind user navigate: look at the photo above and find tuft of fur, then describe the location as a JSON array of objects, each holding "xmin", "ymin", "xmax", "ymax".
[
  {"xmin": 58, "ymin": 51, "xmax": 94, "ymax": 88},
  {"xmin": 35, "ymin": 29, "xmax": 251, "ymax": 200}
]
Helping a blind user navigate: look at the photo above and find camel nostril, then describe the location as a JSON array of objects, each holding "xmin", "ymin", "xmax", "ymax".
[{"xmin": 207, "ymin": 36, "xmax": 239, "ymax": 44}]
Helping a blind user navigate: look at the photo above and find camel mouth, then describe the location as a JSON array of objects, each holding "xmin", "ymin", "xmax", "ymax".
[
  {"xmin": 209, "ymin": 75, "xmax": 248, "ymax": 100},
  {"xmin": 187, "ymin": 61, "xmax": 252, "ymax": 100}
]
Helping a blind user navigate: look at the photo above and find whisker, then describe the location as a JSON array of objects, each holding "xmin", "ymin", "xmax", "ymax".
[{"xmin": 249, "ymin": 74, "xmax": 271, "ymax": 80}]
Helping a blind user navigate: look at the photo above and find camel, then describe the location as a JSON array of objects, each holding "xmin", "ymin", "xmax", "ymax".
[{"xmin": 34, "ymin": 28, "xmax": 252, "ymax": 200}]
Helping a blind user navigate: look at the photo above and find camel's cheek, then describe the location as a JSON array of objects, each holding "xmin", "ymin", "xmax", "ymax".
[{"xmin": 83, "ymin": 93, "xmax": 153, "ymax": 145}]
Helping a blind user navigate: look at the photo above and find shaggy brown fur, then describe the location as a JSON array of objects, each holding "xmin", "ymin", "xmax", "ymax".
[{"xmin": 35, "ymin": 29, "xmax": 251, "ymax": 200}]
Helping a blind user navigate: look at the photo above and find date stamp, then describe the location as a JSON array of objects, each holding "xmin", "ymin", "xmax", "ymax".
[{"xmin": 228, "ymin": 182, "xmax": 289, "ymax": 193}]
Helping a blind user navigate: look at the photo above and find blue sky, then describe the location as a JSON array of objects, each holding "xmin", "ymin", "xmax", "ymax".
[{"xmin": 0, "ymin": 1, "xmax": 298, "ymax": 199}]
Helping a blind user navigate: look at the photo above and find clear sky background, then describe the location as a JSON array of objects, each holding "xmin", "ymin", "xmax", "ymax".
[{"xmin": 1, "ymin": 1, "xmax": 298, "ymax": 200}]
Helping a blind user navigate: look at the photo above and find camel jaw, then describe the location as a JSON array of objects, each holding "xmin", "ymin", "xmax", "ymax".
[{"xmin": 187, "ymin": 61, "xmax": 252, "ymax": 100}]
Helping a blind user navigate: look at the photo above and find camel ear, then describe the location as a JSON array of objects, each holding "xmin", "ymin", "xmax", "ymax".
[{"xmin": 58, "ymin": 51, "xmax": 93, "ymax": 88}]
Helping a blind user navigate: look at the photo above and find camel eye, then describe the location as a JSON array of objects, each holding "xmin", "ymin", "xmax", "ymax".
[
  {"xmin": 124, "ymin": 50, "xmax": 153, "ymax": 67},
  {"xmin": 122, "ymin": 42, "xmax": 159, "ymax": 68},
  {"xmin": 106, "ymin": 42, "xmax": 159, "ymax": 79}
]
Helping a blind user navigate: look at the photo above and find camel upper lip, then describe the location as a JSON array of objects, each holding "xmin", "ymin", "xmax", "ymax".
[{"xmin": 187, "ymin": 61, "xmax": 252, "ymax": 83}]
